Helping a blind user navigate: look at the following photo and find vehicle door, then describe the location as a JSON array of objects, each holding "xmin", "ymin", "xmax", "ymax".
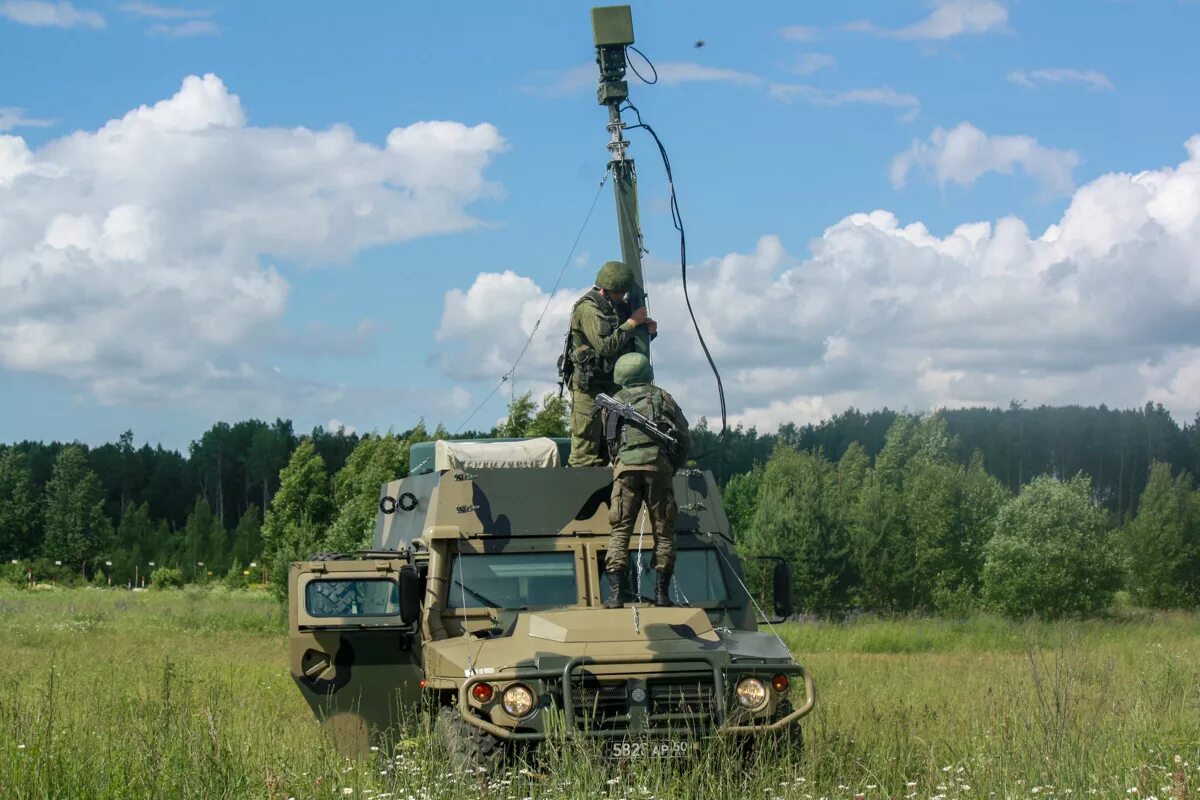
[{"xmin": 289, "ymin": 557, "xmax": 422, "ymax": 753}]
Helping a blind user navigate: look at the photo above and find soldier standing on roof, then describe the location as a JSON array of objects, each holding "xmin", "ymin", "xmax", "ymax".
[
  {"xmin": 563, "ymin": 261, "xmax": 656, "ymax": 467},
  {"xmin": 601, "ymin": 352, "xmax": 689, "ymax": 609}
]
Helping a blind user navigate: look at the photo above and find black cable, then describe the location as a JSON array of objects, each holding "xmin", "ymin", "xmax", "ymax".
[
  {"xmin": 625, "ymin": 45, "xmax": 658, "ymax": 85},
  {"xmin": 621, "ymin": 100, "xmax": 729, "ymax": 455}
]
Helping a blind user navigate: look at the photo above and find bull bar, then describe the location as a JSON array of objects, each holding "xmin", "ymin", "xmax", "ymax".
[{"xmin": 457, "ymin": 653, "xmax": 815, "ymax": 741}]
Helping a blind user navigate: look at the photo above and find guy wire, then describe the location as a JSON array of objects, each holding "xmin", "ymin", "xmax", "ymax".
[{"xmin": 454, "ymin": 172, "xmax": 610, "ymax": 434}]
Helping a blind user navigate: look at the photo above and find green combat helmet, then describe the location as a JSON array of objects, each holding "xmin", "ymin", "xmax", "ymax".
[
  {"xmin": 614, "ymin": 352, "xmax": 653, "ymax": 387},
  {"xmin": 595, "ymin": 260, "xmax": 634, "ymax": 292}
]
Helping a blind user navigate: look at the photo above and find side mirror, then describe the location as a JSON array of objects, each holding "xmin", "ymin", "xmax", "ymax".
[
  {"xmin": 399, "ymin": 567, "xmax": 422, "ymax": 626},
  {"xmin": 772, "ymin": 561, "xmax": 794, "ymax": 619}
]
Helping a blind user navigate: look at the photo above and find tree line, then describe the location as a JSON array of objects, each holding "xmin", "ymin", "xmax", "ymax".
[
  {"xmin": 694, "ymin": 401, "xmax": 1200, "ymax": 519},
  {"xmin": 2, "ymin": 396, "xmax": 1198, "ymax": 614},
  {"xmin": 0, "ymin": 420, "xmax": 361, "ymax": 585},
  {"xmin": 0, "ymin": 396, "xmax": 562, "ymax": 587},
  {"xmin": 728, "ymin": 413, "xmax": 1200, "ymax": 616}
]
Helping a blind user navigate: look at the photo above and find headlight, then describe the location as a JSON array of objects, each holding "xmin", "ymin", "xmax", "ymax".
[
  {"xmin": 501, "ymin": 683, "xmax": 535, "ymax": 717},
  {"xmin": 735, "ymin": 677, "xmax": 768, "ymax": 710}
]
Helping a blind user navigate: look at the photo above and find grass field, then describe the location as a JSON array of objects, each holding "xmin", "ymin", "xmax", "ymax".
[{"xmin": 1, "ymin": 588, "xmax": 1197, "ymax": 800}]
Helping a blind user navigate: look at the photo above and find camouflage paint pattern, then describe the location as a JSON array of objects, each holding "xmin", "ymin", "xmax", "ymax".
[{"xmin": 288, "ymin": 461, "xmax": 814, "ymax": 753}]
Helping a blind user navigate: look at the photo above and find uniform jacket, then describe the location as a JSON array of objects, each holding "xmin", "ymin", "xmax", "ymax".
[
  {"xmin": 568, "ymin": 289, "xmax": 636, "ymax": 393},
  {"xmin": 606, "ymin": 381, "xmax": 690, "ymax": 476}
]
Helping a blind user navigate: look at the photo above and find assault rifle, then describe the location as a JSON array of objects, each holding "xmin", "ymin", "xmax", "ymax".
[{"xmin": 595, "ymin": 392, "xmax": 679, "ymax": 453}]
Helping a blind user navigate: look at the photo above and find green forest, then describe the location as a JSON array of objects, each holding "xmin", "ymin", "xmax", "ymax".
[{"xmin": 2, "ymin": 395, "xmax": 1198, "ymax": 616}]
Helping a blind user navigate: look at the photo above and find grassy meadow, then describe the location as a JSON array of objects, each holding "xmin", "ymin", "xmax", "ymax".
[{"xmin": 1, "ymin": 587, "xmax": 1197, "ymax": 800}]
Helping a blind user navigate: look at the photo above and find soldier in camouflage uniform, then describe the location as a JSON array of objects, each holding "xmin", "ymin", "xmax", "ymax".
[
  {"xmin": 601, "ymin": 352, "xmax": 689, "ymax": 608},
  {"xmin": 566, "ymin": 261, "xmax": 655, "ymax": 467}
]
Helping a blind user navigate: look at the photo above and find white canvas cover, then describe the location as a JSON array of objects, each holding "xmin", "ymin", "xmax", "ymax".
[{"xmin": 434, "ymin": 438, "xmax": 561, "ymax": 471}]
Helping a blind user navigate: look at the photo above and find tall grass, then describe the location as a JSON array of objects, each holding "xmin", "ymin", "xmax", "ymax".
[{"xmin": 1, "ymin": 587, "xmax": 1197, "ymax": 799}]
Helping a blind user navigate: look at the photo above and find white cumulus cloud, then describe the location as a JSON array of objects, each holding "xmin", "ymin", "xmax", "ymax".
[
  {"xmin": 433, "ymin": 270, "xmax": 578, "ymax": 384},
  {"xmin": 119, "ymin": 1, "xmax": 214, "ymax": 35},
  {"xmin": 327, "ymin": 418, "xmax": 357, "ymax": 436},
  {"xmin": 147, "ymin": 19, "xmax": 215, "ymax": 37},
  {"xmin": 652, "ymin": 62, "xmax": 761, "ymax": 87},
  {"xmin": 890, "ymin": 121, "xmax": 1079, "ymax": 195},
  {"xmin": 1008, "ymin": 68, "xmax": 1114, "ymax": 91},
  {"xmin": 0, "ymin": 0, "xmax": 104, "ymax": 27},
  {"xmin": 435, "ymin": 136, "xmax": 1200, "ymax": 431},
  {"xmin": 848, "ymin": 0, "xmax": 1007, "ymax": 40},
  {"xmin": 532, "ymin": 61, "xmax": 759, "ymax": 96},
  {"xmin": 0, "ymin": 74, "xmax": 505, "ymax": 410},
  {"xmin": 770, "ymin": 84, "xmax": 920, "ymax": 122},
  {"xmin": 788, "ymin": 53, "xmax": 836, "ymax": 77},
  {"xmin": 118, "ymin": 1, "xmax": 209, "ymax": 18},
  {"xmin": 779, "ymin": 25, "xmax": 819, "ymax": 42},
  {"xmin": 0, "ymin": 107, "xmax": 54, "ymax": 131}
]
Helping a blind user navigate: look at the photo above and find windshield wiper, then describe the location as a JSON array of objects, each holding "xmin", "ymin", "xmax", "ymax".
[{"xmin": 453, "ymin": 580, "xmax": 501, "ymax": 608}]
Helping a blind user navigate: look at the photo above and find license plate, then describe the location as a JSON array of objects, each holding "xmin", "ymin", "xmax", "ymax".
[{"xmin": 608, "ymin": 739, "xmax": 694, "ymax": 759}]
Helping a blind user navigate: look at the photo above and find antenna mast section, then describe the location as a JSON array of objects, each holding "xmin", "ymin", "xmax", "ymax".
[{"xmin": 592, "ymin": 5, "xmax": 649, "ymax": 357}]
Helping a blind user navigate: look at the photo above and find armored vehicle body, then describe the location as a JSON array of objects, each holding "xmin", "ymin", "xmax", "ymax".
[{"xmin": 289, "ymin": 438, "xmax": 814, "ymax": 768}]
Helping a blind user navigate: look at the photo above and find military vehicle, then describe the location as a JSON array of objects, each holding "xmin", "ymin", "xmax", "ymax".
[{"xmin": 287, "ymin": 5, "xmax": 815, "ymax": 770}]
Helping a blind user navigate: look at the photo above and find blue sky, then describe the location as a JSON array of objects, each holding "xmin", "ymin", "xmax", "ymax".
[{"xmin": 2, "ymin": 0, "xmax": 1199, "ymax": 450}]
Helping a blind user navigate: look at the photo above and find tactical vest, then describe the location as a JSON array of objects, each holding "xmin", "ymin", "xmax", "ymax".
[
  {"xmin": 615, "ymin": 384, "xmax": 666, "ymax": 466},
  {"xmin": 568, "ymin": 290, "xmax": 629, "ymax": 392}
]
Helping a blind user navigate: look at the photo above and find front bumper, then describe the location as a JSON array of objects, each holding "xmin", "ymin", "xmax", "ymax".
[{"xmin": 457, "ymin": 653, "xmax": 816, "ymax": 741}]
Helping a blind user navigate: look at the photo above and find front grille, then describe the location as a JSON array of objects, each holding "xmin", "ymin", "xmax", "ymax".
[
  {"xmin": 647, "ymin": 676, "xmax": 718, "ymax": 730},
  {"xmin": 571, "ymin": 679, "xmax": 629, "ymax": 730},
  {"xmin": 563, "ymin": 672, "xmax": 721, "ymax": 734}
]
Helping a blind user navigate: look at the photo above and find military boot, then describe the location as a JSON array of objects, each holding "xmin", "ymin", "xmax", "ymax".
[
  {"xmin": 654, "ymin": 571, "xmax": 674, "ymax": 607},
  {"xmin": 602, "ymin": 571, "xmax": 625, "ymax": 609}
]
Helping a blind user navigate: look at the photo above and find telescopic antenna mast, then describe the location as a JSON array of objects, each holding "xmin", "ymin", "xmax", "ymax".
[{"xmin": 592, "ymin": 5, "xmax": 649, "ymax": 357}]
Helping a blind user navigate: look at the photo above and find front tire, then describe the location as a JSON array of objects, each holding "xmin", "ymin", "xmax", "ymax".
[{"xmin": 436, "ymin": 705, "xmax": 507, "ymax": 775}]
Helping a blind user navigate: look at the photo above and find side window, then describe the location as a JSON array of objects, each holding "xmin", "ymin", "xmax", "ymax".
[{"xmin": 305, "ymin": 578, "xmax": 400, "ymax": 617}]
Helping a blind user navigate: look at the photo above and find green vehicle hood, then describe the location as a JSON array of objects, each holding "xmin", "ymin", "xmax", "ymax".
[{"xmin": 425, "ymin": 608, "xmax": 794, "ymax": 678}]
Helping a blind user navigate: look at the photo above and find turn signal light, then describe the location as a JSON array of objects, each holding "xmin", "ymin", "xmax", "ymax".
[
  {"xmin": 471, "ymin": 682, "xmax": 495, "ymax": 703},
  {"xmin": 771, "ymin": 674, "xmax": 790, "ymax": 693}
]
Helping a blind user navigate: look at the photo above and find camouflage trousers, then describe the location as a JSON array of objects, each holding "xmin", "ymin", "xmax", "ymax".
[
  {"xmin": 568, "ymin": 389, "xmax": 608, "ymax": 467},
  {"xmin": 605, "ymin": 470, "xmax": 677, "ymax": 574}
]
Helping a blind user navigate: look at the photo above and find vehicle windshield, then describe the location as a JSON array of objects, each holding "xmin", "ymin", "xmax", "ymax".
[
  {"xmin": 599, "ymin": 548, "xmax": 731, "ymax": 605},
  {"xmin": 446, "ymin": 552, "xmax": 577, "ymax": 609}
]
